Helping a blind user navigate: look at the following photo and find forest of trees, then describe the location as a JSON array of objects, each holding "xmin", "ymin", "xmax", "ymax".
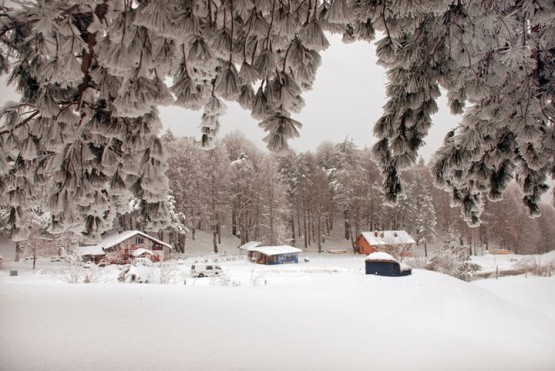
[{"xmin": 162, "ymin": 130, "xmax": 555, "ymax": 256}]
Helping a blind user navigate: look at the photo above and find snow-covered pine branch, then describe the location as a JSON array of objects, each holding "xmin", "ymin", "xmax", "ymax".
[{"xmin": 0, "ymin": 0, "xmax": 553, "ymax": 240}]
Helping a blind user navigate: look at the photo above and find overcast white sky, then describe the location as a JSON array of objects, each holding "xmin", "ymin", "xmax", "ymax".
[
  {"xmin": 0, "ymin": 33, "xmax": 458, "ymax": 161},
  {"xmin": 159, "ymin": 33, "xmax": 458, "ymax": 160},
  {"xmin": 160, "ymin": 34, "xmax": 459, "ymax": 160}
]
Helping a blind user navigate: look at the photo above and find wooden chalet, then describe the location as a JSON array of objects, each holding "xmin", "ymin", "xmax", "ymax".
[
  {"xmin": 356, "ymin": 230, "xmax": 415, "ymax": 256},
  {"xmin": 78, "ymin": 230, "xmax": 172, "ymax": 263}
]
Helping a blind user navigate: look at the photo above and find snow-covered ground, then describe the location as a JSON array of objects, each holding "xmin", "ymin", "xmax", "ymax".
[{"xmin": 1, "ymin": 237, "xmax": 555, "ymax": 371}]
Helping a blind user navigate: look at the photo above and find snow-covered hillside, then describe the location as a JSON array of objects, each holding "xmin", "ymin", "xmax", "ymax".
[{"xmin": 1, "ymin": 235, "xmax": 554, "ymax": 371}]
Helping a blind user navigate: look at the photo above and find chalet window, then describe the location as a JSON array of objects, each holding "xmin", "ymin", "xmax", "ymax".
[{"xmin": 136, "ymin": 237, "xmax": 144, "ymax": 244}]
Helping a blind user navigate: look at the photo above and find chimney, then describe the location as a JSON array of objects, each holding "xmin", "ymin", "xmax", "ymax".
[{"xmin": 374, "ymin": 231, "xmax": 378, "ymax": 237}]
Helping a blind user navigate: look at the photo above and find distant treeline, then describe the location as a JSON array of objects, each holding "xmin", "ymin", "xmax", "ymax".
[{"xmin": 163, "ymin": 130, "xmax": 555, "ymax": 255}]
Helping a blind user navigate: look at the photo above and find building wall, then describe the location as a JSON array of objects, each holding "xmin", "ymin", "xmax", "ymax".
[
  {"xmin": 365, "ymin": 261, "xmax": 401, "ymax": 276},
  {"xmin": 365, "ymin": 261, "xmax": 412, "ymax": 276},
  {"xmin": 268, "ymin": 253, "xmax": 298, "ymax": 265},
  {"xmin": 357, "ymin": 236, "xmax": 414, "ymax": 257},
  {"xmin": 253, "ymin": 252, "xmax": 299, "ymax": 265},
  {"xmin": 356, "ymin": 236, "xmax": 377, "ymax": 255}
]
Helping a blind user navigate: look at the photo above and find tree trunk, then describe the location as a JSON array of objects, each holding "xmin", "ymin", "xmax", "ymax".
[
  {"xmin": 169, "ymin": 230, "xmax": 175, "ymax": 251},
  {"xmin": 181, "ymin": 233, "xmax": 186, "ymax": 253},
  {"xmin": 303, "ymin": 207, "xmax": 308, "ymax": 249},
  {"xmin": 424, "ymin": 241, "xmax": 428, "ymax": 257},
  {"xmin": 255, "ymin": 201, "xmax": 260, "ymax": 240},
  {"xmin": 217, "ymin": 223, "xmax": 221, "ymax": 245},
  {"xmin": 344, "ymin": 210, "xmax": 350, "ymax": 240},
  {"xmin": 15, "ymin": 242, "xmax": 22, "ymax": 262},
  {"xmin": 349, "ymin": 227, "xmax": 357, "ymax": 254},
  {"xmin": 297, "ymin": 204, "xmax": 302, "ymax": 237},
  {"xmin": 240, "ymin": 224, "xmax": 247, "ymax": 245},
  {"xmin": 290, "ymin": 216, "xmax": 295, "ymax": 245},
  {"xmin": 213, "ymin": 226, "xmax": 218, "ymax": 254},
  {"xmin": 232, "ymin": 207, "xmax": 237, "ymax": 236},
  {"xmin": 311, "ymin": 215, "xmax": 315, "ymax": 244},
  {"xmin": 317, "ymin": 212, "xmax": 322, "ymax": 253},
  {"xmin": 269, "ymin": 204, "xmax": 275, "ymax": 245},
  {"xmin": 353, "ymin": 208, "xmax": 361, "ymax": 242}
]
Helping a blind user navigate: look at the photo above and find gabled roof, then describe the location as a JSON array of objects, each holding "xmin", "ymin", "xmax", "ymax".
[
  {"xmin": 360, "ymin": 231, "xmax": 415, "ymax": 246},
  {"xmin": 79, "ymin": 230, "xmax": 172, "ymax": 255},
  {"xmin": 101, "ymin": 230, "xmax": 171, "ymax": 249},
  {"xmin": 238, "ymin": 241, "xmax": 262, "ymax": 251},
  {"xmin": 252, "ymin": 245, "xmax": 302, "ymax": 256},
  {"xmin": 76, "ymin": 245, "xmax": 105, "ymax": 256},
  {"xmin": 365, "ymin": 252, "xmax": 397, "ymax": 262},
  {"xmin": 132, "ymin": 248, "xmax": 156, "ymax": 257},
  {"xmin": 366, "ymin": 252, "xmax": 413, "ymax": 273}
]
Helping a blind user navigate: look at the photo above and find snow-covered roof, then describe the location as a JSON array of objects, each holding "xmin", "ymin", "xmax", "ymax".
[
  {"xmin": 93, "ymin": 230, "xmax": 172, "ymax": 250},
  {"xmin": 360, "ymin": 231, "xmax": 415, "ymax": 246},
  {"xmin": 365, "ymin": 252, "xmax": 413, "ymax": 271},
  {"xmin": 238, "ymin": 241, "xmax": 262, "ymax": 251},
  {"xmin": 365, "ymin": 252, "xmax": 397, "ymax": 262},
  {"xmin": 132, "ymin": 248, "xmax": 156, "ymax": 257},
  {"xmin": 76, "ymin": 245, "xmax": 105, "ymax": 256},
  {"xmin": 252, "ymin": 246, "xmax": 302, "ymax": 256}
]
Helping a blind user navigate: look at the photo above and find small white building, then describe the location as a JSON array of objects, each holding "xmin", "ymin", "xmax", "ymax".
[{"xmin": 241, "ymin": 245, "xmax": 302, "ymax": 265}]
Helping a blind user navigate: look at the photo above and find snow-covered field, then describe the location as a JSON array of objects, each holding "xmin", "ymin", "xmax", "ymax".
[{"xmin": 1, "ymin": 238, "xmax": 555, "ymax": 371}]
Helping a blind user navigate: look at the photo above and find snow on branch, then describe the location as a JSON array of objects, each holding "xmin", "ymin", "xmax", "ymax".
[{"xmin": 0, "ymin": 0, "xmax": 553, "ymax": 239}]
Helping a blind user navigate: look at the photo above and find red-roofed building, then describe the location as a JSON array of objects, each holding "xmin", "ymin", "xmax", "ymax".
[{"xmin": 356, "ymin": 230, "xmax": 415, "ymax": 257}]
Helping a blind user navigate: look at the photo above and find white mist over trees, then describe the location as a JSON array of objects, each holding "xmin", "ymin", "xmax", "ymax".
[{"xmin": 0, "ymin": 1, "xmax": 553, "ymax": 241}]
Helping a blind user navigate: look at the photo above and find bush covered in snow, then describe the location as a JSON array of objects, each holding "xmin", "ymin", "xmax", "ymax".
[
  {"xmin": 514, "ymin": 256, "xmax": 555, "ymax": 277},
  {"xmin": 427, "ymin": 230, "xmax": 480, "ymax": 281},
  {"xmin": 58, "ymin": 254, "xmax": 99, "ymax": 283}
]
